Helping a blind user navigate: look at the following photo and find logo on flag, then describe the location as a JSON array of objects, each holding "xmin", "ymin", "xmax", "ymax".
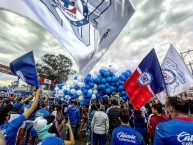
[
  {"xmin": 137, "ymin": 72, "xmax": 153, "ymax": 86},
  {"xmin": 48, "ymin": 0, "xmax": 89, "ymax": 27},
  {"xmin": 162, "ymin": 69, "xmax": 176, "ymax": 85}
]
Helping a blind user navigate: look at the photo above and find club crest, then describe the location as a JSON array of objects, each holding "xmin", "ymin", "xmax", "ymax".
[
  {"xmin": 162, "ymin": 69, "xmax": 176, "ymax": 85},
  {"xmin": 137, "ymin": 72, "xmax": 153, "ymax": 86}
]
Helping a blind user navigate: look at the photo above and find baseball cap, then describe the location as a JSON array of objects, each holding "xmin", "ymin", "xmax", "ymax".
[
  {"xmin": 13, "ymin": 103, "xmax": 22, "ymax": 111},
  {"xmin": 33, "ymin": 117, "xmax": 47, "ymax": 131}
]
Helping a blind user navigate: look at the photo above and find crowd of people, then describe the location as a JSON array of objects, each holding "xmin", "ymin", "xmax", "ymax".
[{"xmin": 0, "ymin": 89, "xmax": 193, "ymax": 145}]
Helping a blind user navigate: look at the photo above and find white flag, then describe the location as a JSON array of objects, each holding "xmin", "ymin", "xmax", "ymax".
[
  {"xmin": 158, "ymin": 44, "xmax": 193, "ymax": 103},
  {"xmin": 0, "ymin": 0, "xmax": 135, "ymax": 76}
]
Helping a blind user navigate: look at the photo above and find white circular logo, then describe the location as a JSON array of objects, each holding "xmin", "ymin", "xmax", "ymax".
[
  {"xmin": 137, "ymin": 72, "xmax": 153, "ymax": 86},
  {"xmin": 162, "ymin": 69, "xmax": 176, "ymax": 85}
]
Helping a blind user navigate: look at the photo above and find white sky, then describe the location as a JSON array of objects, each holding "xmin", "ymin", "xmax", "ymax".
[{"xmin": 1, "ymin": 0, "xmax": 193, "ymax": 87}]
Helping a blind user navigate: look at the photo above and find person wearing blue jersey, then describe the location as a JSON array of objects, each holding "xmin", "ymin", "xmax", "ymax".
[
  {"xmin": 0, "ymin": 88, "xmax": 42, "ymax": 145},
  {"xmin": 154, "ymin": 97, "xmax": 193, "ymax": 145},
  {"xmin": 110, "ymin": 109, "xmax": 145, "ymax": 145},
  {"xmin": 35, "ymin": 103, "xmax": 50, "ymax": 118}
]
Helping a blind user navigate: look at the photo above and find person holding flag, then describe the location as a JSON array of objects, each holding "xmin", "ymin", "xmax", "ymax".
[
  {"xmin": 124, "ymin": 49, "xmax": 166, "ymax": 110},
  {"xmin": 0, "ymin": 88, "xmax": 42, "ymax": 145},
  {"xmin": 157, "ymin": 44, "xmax": 193, "ymax": 104}
]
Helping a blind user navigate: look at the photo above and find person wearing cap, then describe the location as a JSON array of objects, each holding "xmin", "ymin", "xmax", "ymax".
[
  {"xmin": 33, "ymin": 116, "xmax": 75, "ymax": 145},
  {"xmin": 154, "ymin": 97, "xmax": 193, "ymax": 145},
  {"xmin": 0, "ymin": 88, "xmax": 42, "ymax": 145},
  {"xmin": 110, "ymin": 109, "xmax": 145, "ymax": 145},
  {"xmin": 91, "ymin": 105, "xmax": 109, "ymax": 145}
]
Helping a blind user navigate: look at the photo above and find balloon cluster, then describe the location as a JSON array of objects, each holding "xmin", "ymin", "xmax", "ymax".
[
  {"xmin": 53, "ymin": 65, "xmax": 132, "ymax": 106},
  {"xmin": 54, "ymin": 75, "xmax": 98, "ymax": 106}
]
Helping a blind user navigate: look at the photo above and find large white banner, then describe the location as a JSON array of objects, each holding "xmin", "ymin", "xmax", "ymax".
[
  {"xmin": 157, "ymin": 44, "xmax": 193, "ymax": 104},
  {"xmin": 0, "ymin": 0, "xmax": 135, "ymax": 76}
]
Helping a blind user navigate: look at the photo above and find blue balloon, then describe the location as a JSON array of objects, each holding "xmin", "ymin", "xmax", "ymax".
[
  {"xmin": 74, "ymin": 76, "xmax": 78, "ymax": 80},
  {"xmin": 106, "ymin": 77, "xmax": 112, "ymax": 83},
  {"xmin": 118, "ymin": 85, "xmax": 124, "ymax": 91},
  {"xmin": 105, "ymin": 83, "xmax": 110, "ymax": 88},
  {"xmin": 83, "ymin": 89, "xmax": 88, "ymax": 95},
  {"xmin": 80, "ymin": 101, "xmax": 85, "ymax": 106},
  {"xmin": 71, "ymin": 94, "xmax": 78, "ymax": 99},
  {"xmin": 94, "ymin": 78, "xmax": 100, "ymax": 84},
  {"xmin": 122, "ymin": 96, "xmax": 128, "ymax": 101},
  {"xmin": 120, "ymin": 91, "xmax": 126, "ymax": 96},
  {"xmin": 111, "ymin": 76, "xmax": 118, "ymax": 83},
  {"xmin": 85, "ymin": 85, "xmax": 90, "ymax": 90},
  {"xmin": 101, "ymin": 78, "xmax": 106, "ymax": 84},
  {"xmin": 97, "ymin": 85, "xmax": 101, "ymax": 90},
  {"xmin": 99, "ymin": 69, "xmax": 105, "ymax": 75},
  {"xmin": 96, "ymin": 94, "xmax": 101, "ymax": 98},
  {"xmin": 85, "ymin": 76, "xmax": 90, "ymax": 82},
  {"xmin": 86, "ymin": 93, "xmax": 92, "ymax": 99},
  {"xmin": 87, "ymin": 74, "xmax": 91, "ymax": 78},
  {"xmin": 119, "ymin": 80, "xmax": 124, "ymax": 85},
  {"xmin": 74, "ymin": 85, "xmax": 80, "ymax": 90},
  {"xmin": 57, "ymin": 84, "xmax": 64, "ymax": 89},
  {"xmin": 104, "ymin": 71, "xmax": 110, "ymax": 77},
  {"xmin": 110, "ymin": 86, "xmax": 115, "ymax": 91},
  {"xmin": 89, "ymin": 82, "xmax": 94, "ymax": 88},
  {"xmin": 90, "ymin": 78, "xmax": 94, "ymax": 82},
  {"xmin": 100, "ymin": 84, "xmax": 105, "ymax": 90},
  {"xmin": 105, "ymin": 88, "xmax": 111, "ymax": 94},
  {"xmin": 124, "ymin": 71, "xmax": 131, "ymax": 78},
  {"xmin": 119, "ymin": 75, "xmax": 126, "ymax": 81},
  {"xmin": 127, "ymin": 70, "xmax": 132, "ymax": 75},
  {"xmin": 56, "ymin": 96, "xmax": 61, "ymax": 101}
]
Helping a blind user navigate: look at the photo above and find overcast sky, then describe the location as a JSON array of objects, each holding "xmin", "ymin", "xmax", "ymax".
[{"xmin": 1, "ymin": 0, "xmax": 193, "ymax": 87}]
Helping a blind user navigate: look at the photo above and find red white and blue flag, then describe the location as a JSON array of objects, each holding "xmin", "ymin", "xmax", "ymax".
[{"xmin": 124, "ymin": 49, "xmax": 166, "ymax": 109}]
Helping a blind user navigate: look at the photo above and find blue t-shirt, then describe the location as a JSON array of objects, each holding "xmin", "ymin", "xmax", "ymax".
[
  {"xmin": 0, "ymin": 114, "xmax": 26, "ymax": 145},
  {"xmin": 39, "ymin": 136, "xmax": 65, "ymax": 145},
  {"xmin": 110, "ymin": 125, "xmax": 145, "ymax": 145},
  {"xmin": 154, "ymin": 117, "xmax": 193, "ymax": 145},
  {"xmin": 35, "ymin": 109, "xmax": 50, "ymax": 118}
]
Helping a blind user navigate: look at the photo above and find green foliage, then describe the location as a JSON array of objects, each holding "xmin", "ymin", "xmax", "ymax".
[{"xmin": 36, "ymin": 54, "xmax": 76, "ymax": 88}]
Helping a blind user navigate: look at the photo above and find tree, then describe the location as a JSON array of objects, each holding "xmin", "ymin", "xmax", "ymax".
[{"xmin": 36, "ymin": 54, "xmax": 76, "ymax": 89}]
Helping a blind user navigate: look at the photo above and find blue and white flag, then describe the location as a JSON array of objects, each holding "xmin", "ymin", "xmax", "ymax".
[
  {"xmin": 10, "ymin": 51, "xmax": 40, "ymax": 88},
  {"xmin": 0, "ymin": 0, "xmax": 135, "ymax": 76},
  {"xmin": 157, "ymin": 44, "xmax": 193, "ymax": 104},
  {"xmin": 6, "ymin": 86, "xmax": 14, "ymax": 95}
]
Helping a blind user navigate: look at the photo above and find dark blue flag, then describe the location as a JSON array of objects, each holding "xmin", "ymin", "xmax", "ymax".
[{"xmin": 10, "ymin": 51, "xmax": 40, "ymax": 88}]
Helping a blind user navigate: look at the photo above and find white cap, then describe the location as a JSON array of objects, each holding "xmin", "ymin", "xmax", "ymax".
[{"xmin": 33, "ymin": 117, "xmax": 47, "ymax": 131}]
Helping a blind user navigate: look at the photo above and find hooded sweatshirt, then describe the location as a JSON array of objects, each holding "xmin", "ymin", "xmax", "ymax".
[
  {"xmin": 148, "ymin": 114, "xmax": 169, "ymax": 136},
  {"xmin": 67, "ymin": 106, "xmax": 80, "ymax": 124}
]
